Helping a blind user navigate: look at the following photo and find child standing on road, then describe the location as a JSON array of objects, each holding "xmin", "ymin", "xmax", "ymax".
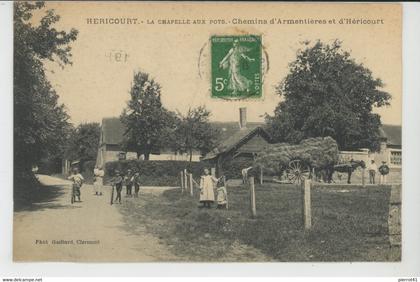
[
  {"xmin": 124, "ymin": 169, "xmax": 133, "ymax": 197},
  {"xmin": 68, "ymin": 167, "xmax": 84, "ymax": 202},
  {"xmin": 112, "ymin": 170, "xmax": 124, "ymax": 204},
  {"xmin": 132, "ymin": 171, "xmax": 141, "ymax": 198}
]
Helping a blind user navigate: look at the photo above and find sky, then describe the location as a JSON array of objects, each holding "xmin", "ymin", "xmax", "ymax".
[{"xmin": 40, "ymin": 2, "xmax": 401, "ymax": 126}]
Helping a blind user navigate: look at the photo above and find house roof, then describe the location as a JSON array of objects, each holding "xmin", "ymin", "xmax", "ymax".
[
  {"xmin": 379, "ymin": 124, "xmax": 401, "ymax": 146},
  {"xmin": 203, "ymin": 125, "xmax": 271, "ymax": 160},
  {"xmin": 101, "ymin": 117, "xmax": 126, "ymax": 145},
  {"xmin": 101, "ymin": 118, "xmax": 266, "ymax": 146},
  {"xmin": 211, "ymin": 121, "xmax": 265, "ymax": 141}
]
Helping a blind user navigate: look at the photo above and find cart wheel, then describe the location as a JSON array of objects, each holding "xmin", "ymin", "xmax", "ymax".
[{"xmin": 286, "ymin": 160, "xmax": 310, "ymax": 185}]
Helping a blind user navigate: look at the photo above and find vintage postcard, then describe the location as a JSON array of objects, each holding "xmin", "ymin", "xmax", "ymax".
[{"xmin": 13, "ymin": 2, "xmax": 402, "ymax": 262}]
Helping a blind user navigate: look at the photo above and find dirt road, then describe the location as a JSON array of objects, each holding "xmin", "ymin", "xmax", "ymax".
[{"xmin": 13, "ymin": 175, "xmax": 179, "ymax": 262}]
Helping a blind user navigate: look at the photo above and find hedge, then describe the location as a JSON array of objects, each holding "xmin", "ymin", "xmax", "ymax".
[
  {"xmin": 104, "ymin": 160, "xmax": 210, "ymax": 186},
  {"xmin": 38, "ymin": 158, "xmax": 62, "ymax": 175}
]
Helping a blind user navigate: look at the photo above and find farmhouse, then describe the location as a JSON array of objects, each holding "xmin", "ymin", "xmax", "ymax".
[
  {"xmin": 95, "ymin": 117, "xmax": 201, "ymax": 168},
  {"xmin": 95, "ymin": 107, "xmax": 270, "ymax": 169},
  {"xmin": 203, "ymin": 108, "xmax": 272, "ymax": 177},
  {"xmin": 376, "ymin": 124, "xmax": 402, "ymax": 168},
  {"xmin": 338, "ymin": 124, "xmax": 401, "ymax": 168}
]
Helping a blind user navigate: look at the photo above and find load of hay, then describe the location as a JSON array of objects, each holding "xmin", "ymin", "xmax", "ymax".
[{"xmin": 255, "ymin": 136, "xmax": 339, "ymax": 172}]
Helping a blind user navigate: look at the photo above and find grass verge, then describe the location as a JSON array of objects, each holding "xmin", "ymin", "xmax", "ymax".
[{"xmin": 118, "ymin": 183, "xmax": 400, "ymax": 262}]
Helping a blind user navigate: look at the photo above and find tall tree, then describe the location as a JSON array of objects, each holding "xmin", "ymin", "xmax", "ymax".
[
  {"xmin": 120, "ymin": 71, "xmax": 176, "ymax": 160},
  {"xmin": 173, "ymin": 106, "xmax": 220, "ymax": 162},
  {"xmin": 65, "ymin": 123, "xmax": 101, "ymax": 164},
  {"xmin": 266, "ymin": 40, "xmax": 391, "ymax": 151},
  {"xmin": 14, "ymin": 2, "xmax": 78, "ymax": 176}
]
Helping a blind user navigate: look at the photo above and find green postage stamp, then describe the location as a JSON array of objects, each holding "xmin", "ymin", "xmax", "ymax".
[{"xmin": 211, "ymin": 35, "xmax": 262, "ymax": 99}]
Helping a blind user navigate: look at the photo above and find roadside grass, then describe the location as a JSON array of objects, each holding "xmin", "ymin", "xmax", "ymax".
[{"xmin": 118, "ymin": 183, "xmax": 400, "ymax": 262}]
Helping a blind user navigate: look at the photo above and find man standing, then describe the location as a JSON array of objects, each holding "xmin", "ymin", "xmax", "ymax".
[
  {"xmin": 368, "ymin": 160, "xmax": 378, "ymax": 184},
  {"xmin": 379, "ymin": 161, "xmax": 390, "ymax": 184},
  {"xmin": 124, "ymin": 169, "xmax": 133, "ymax": 197},
  {"xmin": 132, "ymin": 171, "xmax": 141, "ymax": 198},
  {"xmin": 112, "ymin": 170, "xmax": 124, "ymax": 204}
]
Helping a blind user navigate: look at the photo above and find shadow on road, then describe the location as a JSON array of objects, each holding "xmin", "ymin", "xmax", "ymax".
[{"xmin": 14, "ymin": 181, "xmax": 80, "ymax": 212}]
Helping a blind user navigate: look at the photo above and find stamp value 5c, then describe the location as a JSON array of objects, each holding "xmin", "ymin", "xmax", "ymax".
[{"xmin": 211, "ymin": 35, "xmax": 262, "ymax": 99}]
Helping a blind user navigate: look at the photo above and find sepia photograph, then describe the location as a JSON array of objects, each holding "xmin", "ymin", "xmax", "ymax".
[{"xmin": 12, "ymin": 1, "xmax": 402, "ymax": 263}]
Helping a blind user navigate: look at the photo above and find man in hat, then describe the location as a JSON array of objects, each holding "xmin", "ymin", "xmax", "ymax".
[
  {"xmin": 132, "ymin": 170, "xmax": 141, "ymax": 198},
  {"xmin": 378, "ymin": 161, "xmax": 390, "ymax": 184},
  {"xmin": 112, "ymin": 170, "xmax": 124, "ymax": 204},
  {"xmin": 124, "ymin": 169, "xmax": 134, "ymax": 197},
  {"xmin": 368, "ymin": 160, "xmax": 377, "ymax": 184}
]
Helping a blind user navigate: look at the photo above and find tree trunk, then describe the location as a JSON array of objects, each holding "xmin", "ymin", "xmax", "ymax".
[
  {"xmin": 144, "ymin": 152, "xmax": 150, "ymax": 160},
  {"xmin": 189, "ymin": 148, "xmax": 193, "ymax": 163}
]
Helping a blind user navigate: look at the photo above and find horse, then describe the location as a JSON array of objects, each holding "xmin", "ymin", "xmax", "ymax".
[
  {"xmin": 329, "ymin": 159, "xmax": 366, "ymax": 184},
  {"xmin": 313, "ymin": 166, "xmax": 334, "ymax": 183}
]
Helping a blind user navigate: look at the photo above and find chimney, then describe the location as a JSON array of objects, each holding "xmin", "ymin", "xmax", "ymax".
[{"xmin": 239, "ymin": 107, "xmax": 247, "ymax": 129}]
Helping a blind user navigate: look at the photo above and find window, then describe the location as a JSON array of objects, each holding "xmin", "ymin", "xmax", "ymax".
[
  {"xmin": 390, "ymin": 151, "xmax": 402, "ymax": 165},
  {"xmin": 118, "ymin": 152, "xmax": 127, "ymax": 160}
]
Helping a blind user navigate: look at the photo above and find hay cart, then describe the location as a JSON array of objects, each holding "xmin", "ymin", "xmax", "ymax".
[{"xmin": 255, "ymin": 137, "xmax": 339, "ymax": 184}]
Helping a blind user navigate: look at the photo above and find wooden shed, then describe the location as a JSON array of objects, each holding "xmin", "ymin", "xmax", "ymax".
[{"xmin": 202, "ymin": 108, "xmax": 271, "ymax": 177}]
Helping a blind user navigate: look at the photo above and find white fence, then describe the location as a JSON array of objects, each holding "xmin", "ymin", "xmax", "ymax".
[{"xmin": 338, "ymin": 149, "xmax": 370, "ymax": 164}]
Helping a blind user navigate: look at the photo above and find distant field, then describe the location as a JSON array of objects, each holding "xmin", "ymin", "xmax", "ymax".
[{"xmin": 118, "ymin": 182, "xmax": 400, "ymax": 262}]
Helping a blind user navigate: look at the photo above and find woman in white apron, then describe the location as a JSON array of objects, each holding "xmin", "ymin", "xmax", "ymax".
[
  {"xmin": 93, "ymin": 166, "xmax": 105, "ymax": 196},
  {"xmin": 199, "ymin": 168, "xmax": 219, "ymax": 208}
]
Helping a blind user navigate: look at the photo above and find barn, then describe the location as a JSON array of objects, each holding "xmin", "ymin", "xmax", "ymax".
[{"xmin": 203, "ymin": 108, "xmax": 272, "ymax": 177}]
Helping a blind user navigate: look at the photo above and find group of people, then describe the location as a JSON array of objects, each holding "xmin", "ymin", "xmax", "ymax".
[
  {"xmin": 66, "ymin": 159, "xmax": 390, "ymax": 206},
  {"xmin": 66, "ymin": 165, "xmax": 229, "ymax": 208},
  {"xmin": 110, "ymin": 169, "xmax": 141, "ymax": 204},
  {"xmin": 368, "ymin": 160, "xmax": 390, "ymax": 184},
  {"xmin": 199, "ymin": 168, "xmax": 228, "ymax": 209},
  {"xmin": 66, "ymin": 166, "xmax": 142, "ymax": 204}
]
